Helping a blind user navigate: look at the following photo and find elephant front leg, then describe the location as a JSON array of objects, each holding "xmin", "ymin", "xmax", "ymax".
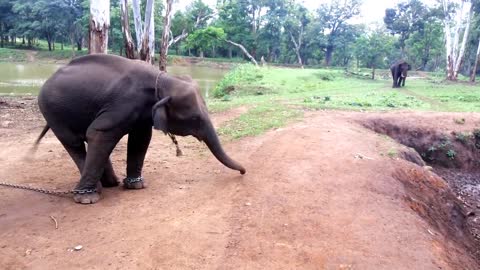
[
  {"xmin": 392, "ymin": 76, "xmax": 399, "ymax": 88},
  {"xmin": 100, "ymin": 158, "xmax": 119, "ymax": 187},
  {"xmin": 73, "ymin": 129, "xmax": 122, "ymax": 204},
  {"xmin": 124, "ymin": 125, "xmax": 152, "ymax": 190}
]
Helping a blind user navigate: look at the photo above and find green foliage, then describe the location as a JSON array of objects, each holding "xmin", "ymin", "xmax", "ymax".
[
  {"xmin": 455, "ymin": 132, "xmax": 471, "ymax": 143},
  {"xmin": 208, "ymin": 67, "xmax": 480, "ymax": 139},
  {"xmin": 387, "ymin": 148, "xmax": 398, "ymax": 158},
  {"xmin": 218, "ymin": 103, "xmax": 301, "ymax": 139},
  {"xmin": 354, "ymin": 29, "xmax": 395, "ymax": 72},
  {"xmin": 213, "ymin": 64, "xmax": 257, "ymax": 98},
  {"xmin": 186, "ymin": 26, "xmax": 226, "ymax": 56},
  {"xmin": 446, "ymin": 149, "xmax": 456, "ymax": 160}
]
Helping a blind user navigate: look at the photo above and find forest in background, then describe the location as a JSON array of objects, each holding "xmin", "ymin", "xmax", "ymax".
[{"xmin": 1, "ymin": 0, "xmax": 480, "ymax": 80}]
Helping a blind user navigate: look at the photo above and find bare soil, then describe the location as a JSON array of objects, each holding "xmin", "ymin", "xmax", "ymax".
[{"xmin": 0, "ymin": 97, "xmax": 479, "ymax": 270}]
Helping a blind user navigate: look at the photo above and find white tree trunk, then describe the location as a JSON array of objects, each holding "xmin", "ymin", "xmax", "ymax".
[
  {"xmin": 168, "ymin": 29, "xmax": 188, "ymax": 47},
  {"xmin": 289, "ymin": 29, "xmax": 304, "ymax": 68},
  {"xmin": 159, "ymin": 0, "xmax": 173, "ymax": 71},
  {"xmin": 132, "ymin": 0, "xmax": 143, "ymax": 52},
  {"xmin": 442, "ymin": 0, "xmax": 472, "ymax": 80},
  {"xmin": 140, "ymin": 0, "xmax": 154, "ymax": 62},
  {"xmin": 470, "ymin": 38, "xmax": 480, "ymax": 82},
  {"xmin": 120, "ymin": 0, "xmax": 135, "ymax": 59},
  {"xmin": 89, "ymin": 0, "xmax": 110, "ymax": 54},
  {"xmin": 226, "ymin": 40, "xmax": 258, "ymax": 66}
]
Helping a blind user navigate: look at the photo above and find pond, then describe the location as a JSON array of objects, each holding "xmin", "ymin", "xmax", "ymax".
[{"xmin": 0, "ymin": 62, "xmax": 228, "ymax": 98}]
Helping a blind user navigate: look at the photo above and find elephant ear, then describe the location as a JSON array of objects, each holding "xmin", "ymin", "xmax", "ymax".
[{"xmin": 152, "ymin": 96, "xmax": 171, "ymax": 133}]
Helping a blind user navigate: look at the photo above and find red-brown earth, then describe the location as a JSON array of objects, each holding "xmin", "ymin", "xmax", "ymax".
[{"xmin": 0, "ymin": 96, "xmax": 478, "ymax": 269}]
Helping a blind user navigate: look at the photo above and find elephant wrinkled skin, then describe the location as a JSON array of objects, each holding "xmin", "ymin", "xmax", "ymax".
[{"xmin": 36, "ymin": 54, "xmax": 246, "ymax": 204}]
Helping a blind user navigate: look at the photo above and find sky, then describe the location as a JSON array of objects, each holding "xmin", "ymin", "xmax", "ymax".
[{"xmin": 176, "ymin": 0, "xmax": 438, "ymax": 25}]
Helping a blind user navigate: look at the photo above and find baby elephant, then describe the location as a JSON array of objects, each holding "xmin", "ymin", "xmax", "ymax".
[{"xmin": 35, "ymin": 54, "xmax": 245, "ymax": 204}]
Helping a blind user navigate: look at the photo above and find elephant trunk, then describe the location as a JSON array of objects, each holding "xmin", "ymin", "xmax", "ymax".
[{"xmin": 203, "ymin": 123, "xmax": 246, "ymax": 175}]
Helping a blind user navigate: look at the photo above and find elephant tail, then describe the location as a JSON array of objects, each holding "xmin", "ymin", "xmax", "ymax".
[{"xmin": 31, "ymin": 125, "xmax": 50, "ymax": 151}]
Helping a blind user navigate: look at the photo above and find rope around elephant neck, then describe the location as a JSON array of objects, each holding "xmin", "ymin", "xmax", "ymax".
[{"xmin": 155, "ymin": 70, "xmax": 183, "ymax": 157}]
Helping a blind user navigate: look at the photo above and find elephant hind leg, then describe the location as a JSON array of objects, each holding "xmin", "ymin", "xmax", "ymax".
[{"xmin": 55, "ymin": 131, "xmax": 118, "ymax": 188}]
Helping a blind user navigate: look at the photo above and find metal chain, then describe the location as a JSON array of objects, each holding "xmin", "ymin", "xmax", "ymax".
[{"xmin": 0, "ymin": 181, "xmax": 73, "ymax": 196}]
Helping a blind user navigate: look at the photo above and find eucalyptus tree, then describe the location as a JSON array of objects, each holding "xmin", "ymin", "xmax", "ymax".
[
  {"xmin": 442, "ymin": 0, "xmax": 473, "ymax": 80},
  {"xmin": 89, "ymin": 0, "xmax": 110, "ymax": 53}
]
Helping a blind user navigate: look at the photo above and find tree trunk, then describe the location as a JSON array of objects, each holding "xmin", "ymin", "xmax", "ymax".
[
  {"xmin": 159, "ymin": 0, "xmax": 173, "ymax": 72},
  {"xmin": 132, "ymin": 0, "xmax": 143, "ymax": 52},
  {"xmin": 288, "ymin": 30, "xmax": 303, "ymax": 68},
  {"xmin": 443, "ymin": 0, "xmax": 472, "ymax": 80},
  {"xmin": 325, "ymin": 45, "xmax": 333, "ymax": 66},
  {"xmin": 89, "ymin": 0, "xmax": 110, "ymax": 54},
  {"xmin": 70, "ymin": 33, "xmax": 76, "ymax": 58},
  {"xmin": 470, "ymin": 38, "xmax": 480, "ymax": 82},
  {"xmin": 168, "ymin": 29, "xmax": 188, "ymax": 48},
  {"xmin": 225, "ymin": 40, "xmax": 258, "ymax": 66},
  {"xmin": 140, "ymin": 0, "xmax": 154, "ymax": 63},
  {"xmin": 120, "ymin": 0, "xmax": 135, "ymax": 59},
  {"xmin": 371, "ymin": 65, "xmax": 375, "ymax": 80}
]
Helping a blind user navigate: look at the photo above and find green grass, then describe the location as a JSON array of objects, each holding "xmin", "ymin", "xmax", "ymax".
[
  {"xmin": 0, "ymin": 47, "xmax": 27, "ymax": 61},
  {"xmin": 209, "ymin": 65, "xmax": 480, "ymax": 139},
  {"xmin": 217, "ymin": 102, "xmax": 301, "ymax": 139}
]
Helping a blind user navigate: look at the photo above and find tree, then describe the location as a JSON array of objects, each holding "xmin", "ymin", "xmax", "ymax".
[
  {"xmin": 406, "ymin": 14, "xmax": 444, "ymax": 70},
  {"xmin": 120, "ymin": 0, "xmax": 135, "ymax": 58},
  {"xmin": 442, "ymin": 0, "xmax": 473, "ymax": 80},
  {"xmin": 186, "ymin": 26, "xmax": 225, "ymax": 57},
  {"xmin": 0, "ymin": 0, "xmax": 14, "ymax": 48},
  {"xmin": 384, "ymin": 0, "xmax": 427, "ymax": 56},
  {"xmin": 284, "ymin": 2, "xmax": 310, "ymax": 68},
  {"xmin": 89, "ymin": 0, "xmax": 110, "ymax": 53},
  {"xmin": 257, "ymin": 0, "xmax": 288, "ymax": 62},
  {"xmin": 159, "ymin": 0, "xmax": 173, "ymax": 71},
  {"xmin": 355, "ymin": 29, "xmax": 394, "ymax": 79},
  {"xmin": 317, "ymin": 0, "xmax": 361, "ymax": 66}
]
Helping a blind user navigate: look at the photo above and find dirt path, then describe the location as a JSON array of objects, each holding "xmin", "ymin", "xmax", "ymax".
[{"xmin": 0, "ymin": 104, "xmax": 478, "ymax": 269}]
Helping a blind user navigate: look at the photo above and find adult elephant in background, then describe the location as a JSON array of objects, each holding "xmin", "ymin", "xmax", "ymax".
[
  {"xmin": 390, "ymin": 60, "xmax": 410, "ymax": 88},
  {"xmin": 35, "ymin": 54, "xmax": 246, "ymax": 204}
]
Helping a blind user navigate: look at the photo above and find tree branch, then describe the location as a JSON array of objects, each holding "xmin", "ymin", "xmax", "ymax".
[{"xmin": 225, "ymin": 39, "xmax": 258, "ymax": 66}]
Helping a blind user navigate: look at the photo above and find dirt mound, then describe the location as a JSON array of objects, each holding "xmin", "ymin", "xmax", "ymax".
[
  {"xmin": 361, "ymin": 115, "xmax": 480, "ymax": 265},
  {"xmin": 393, "ymin": 167, "xmax": 479, "ymax": 262},
  {"xmin": 363, "ymin": 118, "xmax": 480, "ymax": 170}
]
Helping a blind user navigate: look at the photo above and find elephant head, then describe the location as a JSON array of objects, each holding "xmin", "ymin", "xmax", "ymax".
[
  {"xmin": 397, "ymin": 61, "xmax": 409, "ymax": 78},
  {"xmin": 151, "ymin": 75, "xmax": 246, "ymax": 175}
]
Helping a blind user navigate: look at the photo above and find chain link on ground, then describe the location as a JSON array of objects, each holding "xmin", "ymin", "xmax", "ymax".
[{"xmin": 0, "ymin": 181, "xmax": 73, "ymax": 196}]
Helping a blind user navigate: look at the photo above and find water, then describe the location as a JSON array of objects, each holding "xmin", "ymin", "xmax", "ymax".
[{"xmin": 0, "ymin": 62, "xmax": 227, "ymax": 97}]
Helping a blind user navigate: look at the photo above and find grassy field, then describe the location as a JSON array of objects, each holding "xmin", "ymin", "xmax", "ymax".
[{"xmin": 210, "ymin": 64, "xmax": 480, "ymax": 138}]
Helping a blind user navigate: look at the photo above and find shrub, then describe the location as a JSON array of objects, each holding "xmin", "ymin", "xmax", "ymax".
[{"xmin": 213, "ymin": 64, "xmax": 258, "ymax": 98}]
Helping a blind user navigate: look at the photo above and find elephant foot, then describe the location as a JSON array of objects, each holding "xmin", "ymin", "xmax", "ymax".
[
  {"xmin": 73, "ymin": 190, "xmax": 101, "ymax": 204},
  {"xmin": 123, "ymin": 176, "xmax": 146, "ymax": 189},
  {"xmin": 101, "ymin": 174, "xmax": 119, "ymax": 188}
]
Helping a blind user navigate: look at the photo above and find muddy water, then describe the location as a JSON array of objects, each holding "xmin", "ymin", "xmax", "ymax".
[{"xmin": 0, "ymin": 62, "xmax": 227, "ymax": 97}]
